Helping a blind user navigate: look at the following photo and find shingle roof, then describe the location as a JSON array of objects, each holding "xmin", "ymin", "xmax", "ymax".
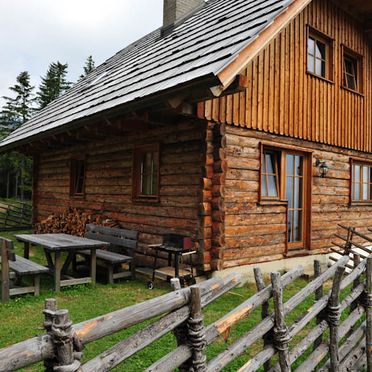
[{"xmin": 0, "ymin": 0, "xmax": 293, "ymax": 151}]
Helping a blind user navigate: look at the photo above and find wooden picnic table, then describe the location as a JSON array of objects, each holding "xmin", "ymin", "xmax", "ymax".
[{"xmin": 15, "ymin": 233, "xmax": 109, "ymax": 292}]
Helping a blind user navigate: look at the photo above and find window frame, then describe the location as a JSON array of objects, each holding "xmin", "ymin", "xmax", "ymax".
[
  {"xmin": 261, "ymin": 149, "xmax": 281, "ymax": 201},
  {"xmin": 70, "ymin": 156, "xmax": 87, "ymax": 198},
  {"xmin": 342, "ymin": 45, "xmax": 364, "ymax": 95},
  {"xmin": 132, "ymin": 143, "xmax": 160, "ymax": 203},
  {"xmin": 260, "ymin": 143, "xmax": 313, "ymax": 253},
  {"xmin": 350, "ymin": 158, "xmax": 372, "ymax": 205},
  {"xmin": 306, "ymin": 26, "xmax": 334, "ymax": 83}
]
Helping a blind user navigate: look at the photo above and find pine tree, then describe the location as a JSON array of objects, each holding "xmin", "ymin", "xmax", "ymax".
[
  {"xmin": 2, "ymin": 71, "xmax": 35, "ymax": 129},
  {"xmin": 0, "ymin": 71, "xmax": 35, "ymax": 200},
  {"xmin": 37, "ymin": 62, "xmax": 71, "ymax": 109},
  {"xmin": 80, "ymin": 55, "xmax": 95, "ymax": 79}
]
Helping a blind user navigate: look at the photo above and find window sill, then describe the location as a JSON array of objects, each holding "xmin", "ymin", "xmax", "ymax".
[
  {"xmin": 341, "ymin": 86, "xmax": 364, "ymax": 97},
  {"xmin": 133, "ymin": 196, "xmax": 160, "ymax": 204},
  {"xmin": 307, "ymin": 71, "xmax": 334, "ymax": 85},
  {"xmin": 285, "ymin": 249, "xmax": 311, "ymax": 258},
  {"xmin": 259, "ymin": 200, "xmax": 288, "ymax": 206},
  {"xmin": 349, "ymin": 201, "xmax": 372, "ymax": 207},
  {"xmin": 70, "ymin": 194, "xmax": 85, "ymax": 200}
]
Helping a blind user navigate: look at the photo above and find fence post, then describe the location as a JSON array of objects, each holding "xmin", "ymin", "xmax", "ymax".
[
  {"xmin": 254, "ymin": 268, "xmax": 271, "ymax": 371},
  {"xmin": 313, "ymin": 260, "xmax": 324, "ymax": 350},
  {"xmin": 171, "ymin": 278, "xmax": 190, "ymax": 372},
  {"xmin": 1, "ymin": 239, "xmax": 10, "ymax": 302},
  {"xmin": 50, "ymin": 309, "xmax": 82, "ymax": 372},
  {"xmin": 43, "ymin": 299, "xmax": 57, "ymax": 372},
  {"xmin": 271, "ymin": 272, "xmax": 291, "ymax": 372},
  {"xmin": 366, "ymin": 256, "xmax": 372, "ymax": 372},
  {"xmin": 188, "ymin": 286, "xmax": 207, "ymax": 372},
  {"xmin": 327, "ymin": 265, "xmax": 345, "ymax": 372}
]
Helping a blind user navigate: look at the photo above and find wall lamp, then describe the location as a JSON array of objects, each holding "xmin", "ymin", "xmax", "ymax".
[{"xmin": 316, "ymin": 159, "xmax": 329, "ymax": 178}]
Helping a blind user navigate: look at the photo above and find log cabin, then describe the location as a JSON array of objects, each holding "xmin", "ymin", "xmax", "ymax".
[{"xmin": 0, "ymin": 0, "xmax": 371, "ymax": 277}]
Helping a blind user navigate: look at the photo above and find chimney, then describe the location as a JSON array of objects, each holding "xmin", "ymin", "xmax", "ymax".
[{"xmin": 163, "ymin": 0, "xmax": 204, "ymax": 29}]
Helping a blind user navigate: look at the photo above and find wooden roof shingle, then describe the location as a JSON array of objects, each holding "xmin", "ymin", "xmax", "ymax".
[{"xmin": 0, "ymin": 0, "xmax": 295, "ymax": 150}]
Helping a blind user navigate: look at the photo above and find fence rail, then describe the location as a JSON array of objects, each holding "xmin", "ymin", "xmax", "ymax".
[
  {"xmin": 0, "ymin": 255, "xmax": 370, "ymax": 371},
  {"xmin": 0, "ymin": 200, "xmax": 32, "ymax": 231}
]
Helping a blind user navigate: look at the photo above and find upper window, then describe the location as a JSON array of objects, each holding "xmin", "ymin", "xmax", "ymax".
[
  {"xmin": 343, "ymin": 47, "xmax": 363, "ymax": 93},
  {"xmin": 70, "ymin": 158, "xmax": 86, "ymax": 197},
  {"xmin": 352, "ymin": 162, "xmax": 372, "ymax": 203},
  {"xmin": 133, "ymin": 144, "xmax": 160, "ymax": 201},
  {"xmin": 307, "ymin": 28, "xmax": 333, "ymax": 80}
]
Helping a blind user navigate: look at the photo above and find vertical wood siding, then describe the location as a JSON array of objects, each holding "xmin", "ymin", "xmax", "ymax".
[{"xmin": 198, "ymin": 0, "xmax": 372, "ymax": 153}]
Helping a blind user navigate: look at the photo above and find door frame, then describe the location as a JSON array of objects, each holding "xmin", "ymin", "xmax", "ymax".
[
  {"xmin": 259, "ymin": 142, "xmax": 313, "ymax": 255},
  {"xmin": 281, "ymin": 150, "xmax": 312, "ymax": 254}
]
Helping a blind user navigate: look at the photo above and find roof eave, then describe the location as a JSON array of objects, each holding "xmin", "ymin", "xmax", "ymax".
[
  {"xmin": 0, "ymin": 73, "xmax": 220, "ymax": 154},
  {"xmin": 216, "ymin": 0, "xmax": 313, "ymax": 89}
]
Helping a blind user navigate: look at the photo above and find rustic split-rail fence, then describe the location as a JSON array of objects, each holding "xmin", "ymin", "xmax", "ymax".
[
  {"xmin": 0, "ymin": 200, "xmax": 32, "ymax": 231},
  {"xmin": 0, "ymin": 254, "xmax": 371, "ymax": 371}
]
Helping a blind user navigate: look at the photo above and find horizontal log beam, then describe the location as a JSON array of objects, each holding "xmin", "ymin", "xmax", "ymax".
[
  {"xmin": 80, "ymin": 274, "xmax": 240, "ymax": 371},
  {"xmin": 0, "ymin": 275, "xmax": 240, "ymax": 371}
]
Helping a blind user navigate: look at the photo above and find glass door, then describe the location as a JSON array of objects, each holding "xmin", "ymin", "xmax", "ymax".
[{"xmin": 285, "ymin": 153, "xmax": 305, "ymax": 250}]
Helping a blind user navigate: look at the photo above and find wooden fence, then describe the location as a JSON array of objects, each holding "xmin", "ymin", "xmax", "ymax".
[
  {"xmin": 0, "ymin": 255, "xmax": 370, "ymax": 371},
  {"xmin": 0, "ymin": 200, "xmax": 32, "ymax": 231}
]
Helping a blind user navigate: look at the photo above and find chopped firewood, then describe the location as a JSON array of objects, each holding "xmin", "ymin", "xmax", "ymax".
[{"xmin": 34, "ymin": 208, "xmax": 120, "ymax": 236}]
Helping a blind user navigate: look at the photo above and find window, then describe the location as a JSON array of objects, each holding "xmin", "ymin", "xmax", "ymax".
[
  {"xmin": 261, "ymin": 146, "xmax": 311, "ymax": 250},
  {"xmin": 307, "ymin": 28, "xmax": 333, "ymax": 80},
  {"xmin": 342, "ymin": 47, "xmax": 363, "ymax": 93},
  {"xmin": 133, "ymin": 144, "xmax": 160, "ymax": 201},
  {"xmin": 351, "ymin": 162, "xmax": 372, "ymax": 203},
  {"xmin": 70, "ymin": 158, "xmax": 86, "ymax": 197},
  {"xmin": 261, "ymin": 150, "xmax": 280, "ymax": 199}
]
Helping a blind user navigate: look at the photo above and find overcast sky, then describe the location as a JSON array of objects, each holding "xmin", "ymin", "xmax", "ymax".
[{"xmin": 0, "ymin": 0, "xmax": 163, "ymax": 107}]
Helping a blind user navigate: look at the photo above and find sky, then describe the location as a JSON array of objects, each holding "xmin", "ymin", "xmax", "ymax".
[{"xmin": 0, "ymin": 0, "xmax": 163, "ymax": 107}]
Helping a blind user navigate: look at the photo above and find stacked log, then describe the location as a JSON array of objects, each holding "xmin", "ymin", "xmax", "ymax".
[
  {"xmin": 34, "ymin": 207, "xmax": 119, "ymax": 236},
  {"xmin": 210, "ymin": 123, "xmax": 226, "ymax": 271},
  {"xmin": 196, "ymin": 122, "xmax": 215, "ymax": 272}
]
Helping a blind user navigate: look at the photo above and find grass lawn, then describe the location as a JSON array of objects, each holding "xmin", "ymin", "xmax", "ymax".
[{"xmin": 0, "ymin": 231, "xmax": 337, "ymax": 371}]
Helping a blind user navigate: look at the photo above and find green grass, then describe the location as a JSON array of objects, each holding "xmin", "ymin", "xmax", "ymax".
[{"xmin": 0, "ymin": 231, "xmax": 354, "ymax": 371}]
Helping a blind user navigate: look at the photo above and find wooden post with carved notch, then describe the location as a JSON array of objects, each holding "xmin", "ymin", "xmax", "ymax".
[
  {"xmin": 313, "ymin": 260, "xmax": 324, "ymax": 350},
  {"xmin": 188, "ymin": 286, "xmax": 207, "ymax": 372},
  {"xmin": 327, "ymin": 265, "xmax": 345, "ymax": 372},
  {"xmin": 50, "ymin": 309, "xmax": 82, "ymax": 372},
  {"xmin": 271, "ymin": 272, "xmax": 291, "ymax": 372},
  {"xmin": 254, "ymin": 267, "xmax": 271, "ymax": 371}
]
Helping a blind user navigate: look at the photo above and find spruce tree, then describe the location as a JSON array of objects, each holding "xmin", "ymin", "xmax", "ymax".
[
  {"xmin": 37, "ymin": 62, "xmax": 71, "ymax": 109},
  {"xmin": 2, "ymin": 71, "xmax": 35, "ymax": 129},
  {"xmin": 0, "ymin": 71, "xmax": 35, "ymax": 200},
  {"xmin": 80, "ymin": 55, "xmax": 95, "ymax": 79}
]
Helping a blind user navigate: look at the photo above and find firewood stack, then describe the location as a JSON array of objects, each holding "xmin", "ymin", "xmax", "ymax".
[{"xmin": 35, "ymin": 207, "xmax": 120, "ymax": 236}]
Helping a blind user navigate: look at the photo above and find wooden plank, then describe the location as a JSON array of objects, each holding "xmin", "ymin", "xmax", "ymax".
[
  {"xmin": 366, "ymin": 256, "xmax": 372, "ymax": 371},
  {"xmin": 1, "ymin": 239, "xmax": 10, "ymax": 302},
  {"xmin": 147, "ymin": 266, "xmax": 303, "ymax": 372},
  {"xmin": 79, "ymin": 274, "xmax": 238, "ymax": 372},
  {"xmin": 60, "ymin": 277, "xmax": 92, "ymax": 287}
]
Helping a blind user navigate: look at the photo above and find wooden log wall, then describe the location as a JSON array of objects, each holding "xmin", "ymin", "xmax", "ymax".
[
  {"xmin": 198, "ymin": 0, "xmax": 372, "ymax": 153},
  {"xmin": 218, "ymin": 125, "xmax": 372, "ymax": 270},
  {"xmin": 35, "ymin": 120, "xmax": 207, "ymax": 267}
]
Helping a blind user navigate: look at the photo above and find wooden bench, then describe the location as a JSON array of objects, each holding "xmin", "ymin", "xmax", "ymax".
[
  {"xmin": 0, "ymin": 237, "xmax": 48, "ymax": 302},
  {"xmin": 77, "ymin": 224, "xmax": 138, "ymax": 284}
]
